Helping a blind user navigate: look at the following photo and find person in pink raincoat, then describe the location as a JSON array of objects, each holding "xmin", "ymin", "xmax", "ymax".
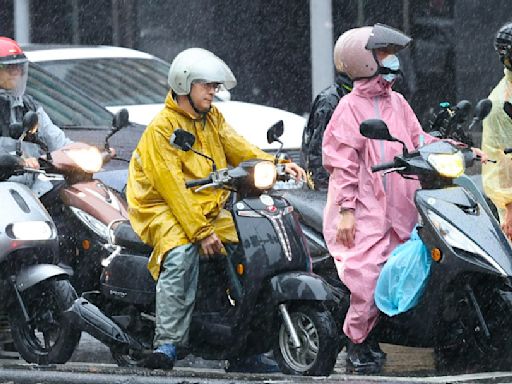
[{"xmin": 322, "ymin": 24, "xmax": 486, "ymax": 374}]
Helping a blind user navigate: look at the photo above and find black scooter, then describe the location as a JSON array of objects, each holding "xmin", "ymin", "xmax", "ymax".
[
  {"xmin": 283, "ymin": 98, "xmax": 494, "ymax": 292},
  {"xmin": 64, "ymin": 122, "xmax": 344, "ymax": 376},
  {"xmin": 350, "ymin": 118, "xmax": 512, "ymax": 372}
]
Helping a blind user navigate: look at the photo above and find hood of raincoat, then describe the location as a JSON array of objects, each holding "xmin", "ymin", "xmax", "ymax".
[{"xmin": 127, "ymin": 92, "xmax": 274, "ymax": 279}]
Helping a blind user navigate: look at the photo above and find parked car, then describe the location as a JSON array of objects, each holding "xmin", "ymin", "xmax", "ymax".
[{"xmin": 22, "ymin": 44, "xmax": 306, "ymax": 164}]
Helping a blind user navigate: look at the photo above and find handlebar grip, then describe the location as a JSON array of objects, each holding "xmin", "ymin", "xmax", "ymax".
[
  {"xmin": 371, "ymin": 161, "xmax": 397, "ymax": 173},
  {"xmin": 185, "ymin": 176, "xmax": 212, "ymax": 188}
]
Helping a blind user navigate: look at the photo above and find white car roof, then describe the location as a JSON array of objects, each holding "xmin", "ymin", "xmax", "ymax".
[{"xmin": 23, "ymin": 46, "xmax": 155, "ymax": 62}]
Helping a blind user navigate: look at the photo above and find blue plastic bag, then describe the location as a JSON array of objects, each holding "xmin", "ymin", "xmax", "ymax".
[{"xmin": 374, "ymin": 227, "xmax": 431, "ymax": 316}]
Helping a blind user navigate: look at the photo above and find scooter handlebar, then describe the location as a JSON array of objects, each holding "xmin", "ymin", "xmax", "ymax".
[
  {"xmin": 185, "ymin": 176, "xmax": 213, "ymax": 188},
  {"xmin": 371, "ymin": 160, "xmax": 398, "ymax": 173}
]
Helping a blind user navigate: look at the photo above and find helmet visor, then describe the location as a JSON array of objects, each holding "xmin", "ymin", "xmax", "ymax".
[
  {"xmin": 366, "ymin": 23, "xmax": 412, "ymax": 52},
  {"xmin": 0, "ymin": 62, "xmax": 28, "ymax": 98}
]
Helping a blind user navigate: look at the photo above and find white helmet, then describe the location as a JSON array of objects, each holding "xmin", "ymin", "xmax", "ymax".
[{"xmin": 168, "ymin": 48, "xmax": 237, "ymax": 95}]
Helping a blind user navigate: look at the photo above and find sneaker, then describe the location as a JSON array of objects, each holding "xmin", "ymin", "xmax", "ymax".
[
  {"xmin": 225, "ymin": 353, "xmax": 280, "ymax": 373},
  {"xmin": 139, "ymin": 343, "xmax": 176, "ymax": 370}
]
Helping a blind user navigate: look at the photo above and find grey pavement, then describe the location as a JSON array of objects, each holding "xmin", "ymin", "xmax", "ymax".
[{"xmin": 1, "ymin": 334, "xmax": 512, "ymax": 383}]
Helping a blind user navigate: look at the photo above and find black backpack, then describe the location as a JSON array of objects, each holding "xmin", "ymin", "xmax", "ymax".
[{"xmin": 301, "ymin": 74, "xmax": 352, "ymax": 190}]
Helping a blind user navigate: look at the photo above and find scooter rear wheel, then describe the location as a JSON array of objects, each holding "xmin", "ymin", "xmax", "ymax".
[
  {"xmin": 273, "ymin": 304, "xmax": 338, "ymax": 376},
  {"xmin": 9, "ymin": 278, "xmax": 82, "ymax": 364}
]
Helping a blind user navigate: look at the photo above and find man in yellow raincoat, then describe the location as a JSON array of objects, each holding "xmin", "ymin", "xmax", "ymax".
[
  {"xmin": 126, "ymin": 48, "xmax": 305, "ymax": 370},
  {"xmin": 482, "ymin": 22, "xmax": 512, "ymax": 239}
]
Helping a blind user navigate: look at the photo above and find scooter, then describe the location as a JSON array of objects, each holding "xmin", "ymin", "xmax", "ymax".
[
  {"xmin": 15, "ymin": 110, "xmax": 131, "ymax": 295},
  {"xmin": 0, "ymin": 151, "xmax": 81, "ymax": 365},
  {"xmin": 355, "ymin": 118, "xmax": 512, "ymax": 372},
  {"xmin": 64, "ymin": 121, "xmax": 345, "ymax": 376},
  {"xmin": 283, "ymin": 98, "xmax": 494, "ymax": 288}
]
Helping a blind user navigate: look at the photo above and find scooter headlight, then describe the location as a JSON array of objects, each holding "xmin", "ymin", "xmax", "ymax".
[
  {"xmin": 8, "ymin": 221, "xmax": 54, "ymax": 240},
  {"xmin": 427, "ymin": 210, "xmax": 506, "ymax": 275},
  {"xmin": 254, "ymin": 161, "xmax": 277, "ymax": 190},
  {"xmin": 65, "ymin": 147, "xmax": 103, "ymax": 173},
  {"xmin": 69, "ymin": 206, "xmax": 110, "ymax": 240},
  {"xmin": 427, "ymin": 152, "xmax": 464, "ymax": 178}
]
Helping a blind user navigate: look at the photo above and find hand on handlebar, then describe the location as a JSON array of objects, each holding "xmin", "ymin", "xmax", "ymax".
[
  {"xmin": 471, "ymin": 147, "xmax": 488, "ymax": 163},
  {"xmin": 23, "ymin": 157, "xmax": 40, "ymax": 169},
  {"xmin": 284, "ymin": 162, "xmax": 307, "ymax": 182}
]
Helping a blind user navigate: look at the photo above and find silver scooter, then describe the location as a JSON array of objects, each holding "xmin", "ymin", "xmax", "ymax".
[{"xmin": 0, "ymin": 144, "xmax": 81, "ymax": 364}]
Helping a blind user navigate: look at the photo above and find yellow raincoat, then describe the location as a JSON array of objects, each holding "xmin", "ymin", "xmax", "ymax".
[
  {"xmin": 482, "ymin": 68, "xmax": 512, "ymax": 221},
  {"xmin": 126, "ymin": 93, "xmax": 275, "ymax": 280}
]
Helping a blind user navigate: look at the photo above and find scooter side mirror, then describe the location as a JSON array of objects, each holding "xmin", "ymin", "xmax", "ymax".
[
  {"xmin": 360, "ymin": 119, "xmax": 396, "ymax": 141},
  {"xmin": 112, "ymin": 108, "xmax": 130, "ymax": 133},
  {"xmin": 266, "ymin": 120, "xmax": 284, "ymax": 144},
  {"xmin": 22, "ymin": 111, "xmax": 39, "ymax": 134},
  {"xmin": 475, "ymin": 99, "xmax": 492, "ymax": 121},
  {"xmin": 170, "ymin": 129, "xmax": 196, "ymax": 152}
]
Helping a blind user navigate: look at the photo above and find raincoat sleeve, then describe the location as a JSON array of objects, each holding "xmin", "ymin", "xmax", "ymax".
[
  {"xmin": 322, "ymin": 106, "xmax": 365, "ymax": 211},
  {"xmin": 36, "ymin": 106, "xmax": 73, "ymax": 152},
  {"xmin": 482, "ymin": 96, "xmax": 512, "ymax": 210},
  {"xmin": 141, "ymin": 128, "xmax": 214, "ymax": 243},
  {"xmin": 217, "ymin": 118, "xmax": 275, "ymax": 165}
]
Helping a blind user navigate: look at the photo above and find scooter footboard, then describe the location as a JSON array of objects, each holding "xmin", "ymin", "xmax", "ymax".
[
  {"xmin": 63, "ymin": 298, "xmax": 141, "ymax": 353},
  {"xmin": 270, "ymin": 272, "xmax": 340, "ymax": 304}
]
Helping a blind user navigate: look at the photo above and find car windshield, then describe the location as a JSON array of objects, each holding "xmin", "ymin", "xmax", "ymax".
[
  {"xmin": 38, "ymin": 58, "xmax": 170, "ymax": 107},
  {"xmin": 26, "ymin": 63, "xmax": 113, "ymax": 128}
]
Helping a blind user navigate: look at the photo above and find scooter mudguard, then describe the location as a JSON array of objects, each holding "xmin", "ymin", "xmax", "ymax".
[
  {"xmin": 15, "ymin": 264, "xmax": 68, "ymax": 292},
  {"xmin": 63, "ymin": 297, "xmax": 141, "ymax": 353},
  {"xmin": 270, "ymin": 272, "xmax": 338, "ymax": 303}
]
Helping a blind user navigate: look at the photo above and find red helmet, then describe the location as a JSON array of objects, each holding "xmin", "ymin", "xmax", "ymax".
[{"xmin": 0, "ymin": 37, "xmax": 27, "ymax": 65}]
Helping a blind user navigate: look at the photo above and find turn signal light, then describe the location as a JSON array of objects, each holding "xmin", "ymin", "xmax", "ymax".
[
  {"xmin": 82, "ymin": 239, "xmax": 91, "ymax": 250},
  {"xmin": 431, "ymin": 248, "xmax": 442, "ymax": 262},
  {"xmin": 236, "ymin": 263, "xmax": 244, "ymax": 275}
]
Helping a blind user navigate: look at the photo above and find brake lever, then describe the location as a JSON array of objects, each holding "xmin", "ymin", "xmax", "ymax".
[
  {"xmin": 383, "ymin": 166, "xmax": 406, "ymax": 175},
  {"xmin": 194, "ymin": 182, "xmax": 218, "ymax": 192}
]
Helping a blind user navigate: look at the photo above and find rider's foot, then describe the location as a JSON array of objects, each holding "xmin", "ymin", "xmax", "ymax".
[
  {"xmin": 346, "ymin": 340, "xmax": 381, "ymax": 374},
  {"xmin": 225, "ymin": 353, "xmax": 280, "ymax": 373},
  {"xmin": 367, "ymin": 338, "xmax": 387, "ymax": 364},
  {"xmin": 139, "ymin": 343, "xmax": 176, "ymax": 370}
]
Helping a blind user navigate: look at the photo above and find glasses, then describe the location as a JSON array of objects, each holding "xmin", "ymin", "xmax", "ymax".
[
  {"xmin": 193, "ymin": 81, "xmax": 221, "ymax": 93},
  {"xmin": 0, "ymin": 63, "xmax": 25, "ymax": 73}
]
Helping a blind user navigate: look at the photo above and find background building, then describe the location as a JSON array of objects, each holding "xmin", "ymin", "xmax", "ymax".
[{"xmin": 0, "ymin": 0, "xmax": 509, "ymax": 131}]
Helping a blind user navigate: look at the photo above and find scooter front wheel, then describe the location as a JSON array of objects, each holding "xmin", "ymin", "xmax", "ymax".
[
  {"xmin": 9, "ymin": 279, "xmax": 82, "ymax": 364},
  {"xmin": 273, "ymin": 304, "xmax": 338, "ymax": 376}
]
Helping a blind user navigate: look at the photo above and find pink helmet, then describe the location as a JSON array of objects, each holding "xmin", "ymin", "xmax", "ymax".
[{"xmin": 335, "ymin": 24, "xmax": 411, "ymax": 80}]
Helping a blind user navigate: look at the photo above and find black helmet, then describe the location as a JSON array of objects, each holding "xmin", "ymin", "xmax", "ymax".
[{"xmin": 495, "ymin": 22, "xmax": 512, "ymax": 70}]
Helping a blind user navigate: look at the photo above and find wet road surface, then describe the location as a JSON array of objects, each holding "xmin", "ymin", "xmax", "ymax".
[{"xmin": 0, "ymin": 335, "xmax": 511, "ymax": 383}]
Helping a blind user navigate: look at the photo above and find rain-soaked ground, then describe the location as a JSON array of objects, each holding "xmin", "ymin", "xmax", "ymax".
[{"xmin": 0, "ymin": 335, "xmax": 511, "ymax": 383}]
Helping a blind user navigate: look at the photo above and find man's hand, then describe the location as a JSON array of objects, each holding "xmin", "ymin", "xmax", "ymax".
[
  {"xmin": 200, "ymin": 233, "xmax": 224, "ymax": 257},
  {"xmin": 23, "ymin": 157, "xmax": 40, "ymax": 169},
  {"xmin": 284, "ymin": 162, "xmax": 307, "ymax": 182},
  {"xmin": 503, "ymin": 204, "xmax": 512, "ymax": 240},
  {"xmin": 336, "ymin": 210, "xmax": 356, "ymax": 248}
]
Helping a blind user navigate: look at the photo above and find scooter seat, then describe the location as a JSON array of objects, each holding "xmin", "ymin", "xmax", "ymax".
[
  {"xmin": 112, "ymin": 221, "xmax": 153, "ymax": 254},
  {"xmin": 281, "ymin": 188, "xmax": 326, "ymax": 234}
]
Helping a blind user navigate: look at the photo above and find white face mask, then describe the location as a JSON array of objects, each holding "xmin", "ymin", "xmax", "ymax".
[{"xmin": 380, "ymin": 55, "xmax": 400, "ymax": 82}]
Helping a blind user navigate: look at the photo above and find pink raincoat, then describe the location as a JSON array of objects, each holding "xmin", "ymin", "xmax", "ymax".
[{"xmin": 322, "ymin": 76, "xmax": 437, "ymax": 343}]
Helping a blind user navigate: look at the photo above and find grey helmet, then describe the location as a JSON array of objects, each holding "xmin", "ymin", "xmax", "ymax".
[{"xmin": 168, "ymin": 48, "xmax": 237, "ymax": 95}]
